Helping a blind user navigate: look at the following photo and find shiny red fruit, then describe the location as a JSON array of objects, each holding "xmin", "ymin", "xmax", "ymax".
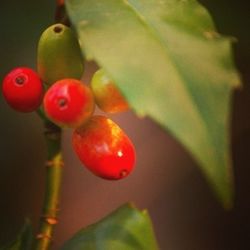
[
  {"xmin": 72, "ymin": 116, "xmax": 136, "ymax": 180},
  {"xmin": 43, "ymin": 79, "xmax": 94, "ymax": 128},
  {"xmin": 2, "ymin": 67, "xmax": 43, "ymax": 112}
]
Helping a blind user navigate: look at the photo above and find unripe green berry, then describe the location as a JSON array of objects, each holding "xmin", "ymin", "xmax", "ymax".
[{"xmin": 37, "ymin": 23, "xmax": 84, "ymax": 85}]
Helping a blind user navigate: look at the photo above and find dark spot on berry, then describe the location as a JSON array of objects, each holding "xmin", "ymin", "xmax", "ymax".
[
  {"xmin": 120, "ymin": 169, "xmax": 128, "ymax": 178},
  {"xmin": 53, "ymin": 25, "xmax": 63, "ymax": 33},
  {"xmin": 58, "ymin": 98, "xmax": 67, "ymax": 108},
  {"xmin": 15, "ymin": 75, "xmax": 26, "ymax": 85}
]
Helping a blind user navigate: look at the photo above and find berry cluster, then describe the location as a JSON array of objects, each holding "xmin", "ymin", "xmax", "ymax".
[{"xmin": 2, "ymin": 23, "xmax": 136, "ymax": 180}]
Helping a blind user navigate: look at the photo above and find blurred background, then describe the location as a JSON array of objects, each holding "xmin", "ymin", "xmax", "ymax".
[{"xmin": 0, "ymin": 0, "xmax": 249, "ymax": 249}]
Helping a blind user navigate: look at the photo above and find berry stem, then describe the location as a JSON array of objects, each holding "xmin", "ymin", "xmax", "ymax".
[
  {"xmin": 35, "ymin": 121, "xmax": 63, "ymax": 250},
  {"xmin": 55, "ymin": 0, "xmax": 70, "ymax": 26},
  {"xmin": 36, "ymin": 108, "xmax": 50, "ymax": 122}
]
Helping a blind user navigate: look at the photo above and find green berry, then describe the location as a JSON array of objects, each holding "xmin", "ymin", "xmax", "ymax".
[{"xmin": 37, "ymin": 23, "xmax": 84, "ymax": 85}]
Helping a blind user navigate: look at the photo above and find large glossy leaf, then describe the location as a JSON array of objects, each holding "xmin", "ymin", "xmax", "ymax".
[
  {"xmin": 66, "ymin": 0, "xmax": 241, "ymax": 207},
  {"xmin": 62, "ymin": 203, "xmax": 159, "ymax": 250},
  {"xmin": 0, "ymin": 219, "xmax": 33, "ymax": 250}
]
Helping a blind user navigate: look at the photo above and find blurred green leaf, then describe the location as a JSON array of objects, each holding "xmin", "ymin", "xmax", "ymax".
[
  {"xmin": 0, "ymin": 219, "xmax": 33, "ymax": 250},
  {"xmin": 66, "ymin": 0, "xmax": 241, "ymax": 207},
  {"xmin": 62, "ymin": 203, "xmax": 159, "ymax": 250}
]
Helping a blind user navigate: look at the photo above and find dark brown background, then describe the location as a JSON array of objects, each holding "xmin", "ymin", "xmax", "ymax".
[{"xmin": 0, "ymin": 1, "xmax": 249, "ymax": 249}]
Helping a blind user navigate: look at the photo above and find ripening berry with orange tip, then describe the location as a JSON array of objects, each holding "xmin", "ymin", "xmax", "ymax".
[
  {"xmin": 43, "ymin": 79, "xmax": 95, "ymax": 128},
  {"xmin": 72, "ymin": 115, "xmax": 136, "ymax": 180},
  {"xmin": 91, "ymin": 69, "xmax": 129, "ymax": 113}
]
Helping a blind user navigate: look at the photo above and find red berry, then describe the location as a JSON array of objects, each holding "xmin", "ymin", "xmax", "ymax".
[
  {"xmin": 2, "ymin": 67, "xmax": 43, "ymax": 112},
  {"xmin": 43, "ymin": 79, "xmax": 94, "ymax": 128},
  {"xmin": 72, "ymin": 115, "xmax": 136, "ymax": 180},
  {"xmin": 91, "ymin": 69, "xmax": 129, "ymax": 113}
]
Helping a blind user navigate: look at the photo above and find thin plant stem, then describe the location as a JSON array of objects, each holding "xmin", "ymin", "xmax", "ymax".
[
  {"xmin": 55, "ymin": 0, "xmax": 70, "ymax": 26},
  {"xmin": 35, "ymin": 2, "xmax": 69, "ymax": 248},
  {"xmin": 34, "ymin": 121, "xmax": 63, "ymax": 250}
]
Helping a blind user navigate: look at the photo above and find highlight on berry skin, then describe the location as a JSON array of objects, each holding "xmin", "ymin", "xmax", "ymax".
[
  {"xmin": 43, "ymin": 78, "xmax": 95, "ymax": 128},
  {"xmin": 2, "ymin": 67, "xmax": 44, "ymax": 112},
  {"xmin": 90, "ymin": 68, "xmax": 129, "ymax": 113},
  {"xmin": 72, "ymin": 115, "xmax": 136, "ymax": 180}
]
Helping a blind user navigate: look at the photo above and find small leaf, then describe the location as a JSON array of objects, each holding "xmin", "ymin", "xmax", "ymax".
[
  {"xmin": 66, "ymin": 0, "xmax": 241, "ymax": 207},
  {"xmin": 0, "ymin": 219, "xmax": 33, "ymax": 250},
  {"xmin": 62, "ymin": 203, "xmax": 159, "ymax": 250}
]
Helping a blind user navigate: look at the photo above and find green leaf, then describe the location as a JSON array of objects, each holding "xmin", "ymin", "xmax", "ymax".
[
  {"xmin": 66, "ymin": 0, "xmax": 241, "ymax": 207},
  {"xmin": 0, "ymin": 219, "xmax": 33, "ymax": 250},
  {"xmin": 62, "ymin": 203, "xmax": 159, "ymax": 250}
]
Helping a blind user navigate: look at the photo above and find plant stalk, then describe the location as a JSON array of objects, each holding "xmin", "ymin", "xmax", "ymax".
[
  {"xmin": 35, "ymin": 2, "xmax": 68, "ymax": 249},
  {"xmin": 55, "ymin": 0, "xmax": 70, "ymax": 26},
  {"xmin": 35, "ymin": 121, "xmax": 63, "ymax": 250}
]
